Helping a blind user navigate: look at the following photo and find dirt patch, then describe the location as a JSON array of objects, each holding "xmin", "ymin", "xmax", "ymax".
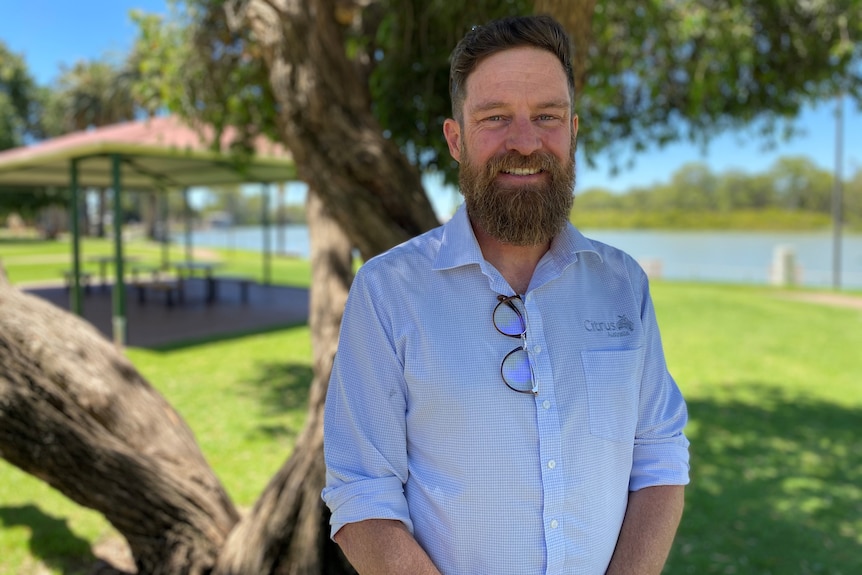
[{"xmin": 777, "ymin": 291, "xmax": 862, "ymax": 310}]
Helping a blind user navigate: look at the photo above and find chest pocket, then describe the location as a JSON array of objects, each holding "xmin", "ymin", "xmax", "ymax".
[{"xmin": 580, "ymin": 347, "xmax": 645, "ymax": 443}]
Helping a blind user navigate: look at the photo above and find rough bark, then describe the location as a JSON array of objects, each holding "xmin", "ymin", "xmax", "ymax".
[
  {"xmin": 534, "ymin": 0, "xmax": 595, "ymax": 99},
  {"xmin": 226, "ymin": 0, "xmax": 440, "ymax": 262},
  {"xmin": 213, "ymin": 190, "xmax": 354, "ymax": 575},
  {"xmin": 0, "ymin": 266, "xmax": 239, "ymax": 575}
]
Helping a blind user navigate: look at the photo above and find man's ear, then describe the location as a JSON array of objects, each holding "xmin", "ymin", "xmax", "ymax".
[
  {"xmin": 572, "ymin": 114, "xmax": 579, "ymax": 139},
  {"xmin": 443, "ymin": 118, "xmax": 462, "ymax": 163}
]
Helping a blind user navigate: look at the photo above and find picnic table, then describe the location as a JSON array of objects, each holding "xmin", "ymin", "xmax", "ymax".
[
  {"xmin": 173, "ymin": 261, "xmax": 222, "ymax": 303},
  {"xmin": 87, "ymin": 255, "xmax": 140, "ymax": 289}
]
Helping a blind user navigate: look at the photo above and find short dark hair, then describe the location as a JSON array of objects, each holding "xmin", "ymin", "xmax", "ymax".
[{"xmin": 448, "ymin": 14, "xmax": 575, "ymax": 122}]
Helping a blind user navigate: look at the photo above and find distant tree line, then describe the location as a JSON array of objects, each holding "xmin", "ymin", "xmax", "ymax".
[{"xmin": 573, "ymin": 156, "xmax": 862, "ymax": 231}]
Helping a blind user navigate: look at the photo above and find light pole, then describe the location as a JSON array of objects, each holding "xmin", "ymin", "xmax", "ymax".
[{"xmin": 831, "ymin": 93, "xmax": 844, "ymax": 290}]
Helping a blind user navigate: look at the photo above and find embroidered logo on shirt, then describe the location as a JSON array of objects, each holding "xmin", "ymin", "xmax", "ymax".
[{"xmin": 584, "ymin": 315, "xmax": 634, "ymax": 337}]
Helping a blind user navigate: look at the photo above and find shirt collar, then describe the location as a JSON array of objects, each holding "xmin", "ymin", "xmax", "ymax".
[
  {"xmin": 433, "ymin": 203, "xmax": 603, "ymax": 272},
  {"xmin": 432, "ymin": 204, "xmax": 485, "ymax": 271}
]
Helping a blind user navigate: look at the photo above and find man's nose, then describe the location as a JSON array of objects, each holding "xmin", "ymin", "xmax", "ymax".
[{"xmin": 505, "ymin": 117, "xmax": 542, "ymax": 156}]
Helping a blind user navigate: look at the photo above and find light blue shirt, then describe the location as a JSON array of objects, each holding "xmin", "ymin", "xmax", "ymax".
[{"xmin": 322, "ymin": 204, "xmax": 690, "ymax": 575}]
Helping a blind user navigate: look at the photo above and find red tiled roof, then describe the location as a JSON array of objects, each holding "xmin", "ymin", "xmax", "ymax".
[{"xmin": 0, "ymin": 115, "xmax": 295, "ymax": 189}]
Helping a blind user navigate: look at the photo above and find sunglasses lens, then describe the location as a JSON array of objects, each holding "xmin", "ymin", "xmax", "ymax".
[
  {"xmin": 502, "ymin": 348, "xmax": 533, "ymax": 392},
  {"xmin": 494, "ymin": 299, "xmax": 525, "ymax": 336}
]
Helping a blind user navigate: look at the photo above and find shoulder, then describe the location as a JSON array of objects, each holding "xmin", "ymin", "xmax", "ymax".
[{"xmin": 355, "ymin": 224, "xmax": 446, "ymax": 287}]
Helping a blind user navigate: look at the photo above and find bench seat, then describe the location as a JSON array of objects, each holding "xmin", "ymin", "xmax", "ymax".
[
  {"xmin": 136, "ymin": 279, "xmax": 183, "ymax": 307},
  {"xmin": 212, "ymin": 275, "xmax": 253, "ymax": 303},
  {"xmin": 62, "ymin": 270, "xmax": 93, "ymax": 294}
]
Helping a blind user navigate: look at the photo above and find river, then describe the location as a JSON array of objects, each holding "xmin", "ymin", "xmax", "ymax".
[{"xmin": 174, "ymin": 225, "xmax": 862, "ymax": 290}]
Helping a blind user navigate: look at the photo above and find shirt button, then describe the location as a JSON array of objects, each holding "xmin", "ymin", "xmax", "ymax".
[
  {"xmin": 542, "ymin": 400, "xmax": 551, "ymax": 410},
  {"xmin": 533, "ymin": 345, "xmax": 542, "ymax": 354},
  {"xmin": 550, "ymin": 519, "xmax": 559, "ymax": 529},
  {"xmin": 548, "ymin": 460, "xmax": 556, "ymax": 469}
]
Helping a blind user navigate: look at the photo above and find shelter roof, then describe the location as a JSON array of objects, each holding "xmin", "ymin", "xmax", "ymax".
[{"xmin": 0, "ymin": 115, "xmax": 295, "ymax": 190}]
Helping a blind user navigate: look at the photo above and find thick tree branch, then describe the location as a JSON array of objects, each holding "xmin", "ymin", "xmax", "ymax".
[{"xmin": 0, "ymin": 282, "xmax": 239, "ymax": 575}]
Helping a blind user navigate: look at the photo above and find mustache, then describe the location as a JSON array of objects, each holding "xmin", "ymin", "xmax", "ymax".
[{"xmin": 485, "ymin": 151, "xmax": 560, "ymax": 175}]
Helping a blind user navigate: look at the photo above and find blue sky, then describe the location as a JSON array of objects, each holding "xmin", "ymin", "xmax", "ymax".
[{"xmin": 2, "ymin": 0, "xmax": 860, "ymax": 215}]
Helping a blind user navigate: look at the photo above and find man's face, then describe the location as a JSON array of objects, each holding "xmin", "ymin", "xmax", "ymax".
[{"xmin": 443, "ymin": 46, "xmax": 578, "ymax": 246}]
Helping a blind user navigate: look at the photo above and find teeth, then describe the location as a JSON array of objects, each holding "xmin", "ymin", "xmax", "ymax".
[{"xmin": 504, "ymin": 168, "xmax": 541, "ymax": 176}]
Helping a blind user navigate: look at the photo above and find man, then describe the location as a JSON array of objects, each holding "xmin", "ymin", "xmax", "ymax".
[{"xmin": 322, "ymin": 14, "xmax": 689, "ymax": 575}]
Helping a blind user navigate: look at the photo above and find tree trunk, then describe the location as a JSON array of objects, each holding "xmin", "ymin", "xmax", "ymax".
[
  {"xmin": 214, "ymin": 189, "xmax": 354, "ymax": 575},
  {"xmin": 210, "ymin": 5, "xmax": 440, "ymax": 569},
  {"xmin": 227, "ymin": 0, "xmax": 440, "ymax": 262},
  {"xmin": 98, "ymin": 187, "xmax": 107, "ymax": 238},
  {"xmin": 534, "ymin": 0, "xmax": 596, "ymax": 97},
  {"xmin": 146, "ymin": 191, "xmax": 159, "ymax": 241},
  {"xmin": 0, "ymin": 266, "xmax": 239, "ymax": 575}
]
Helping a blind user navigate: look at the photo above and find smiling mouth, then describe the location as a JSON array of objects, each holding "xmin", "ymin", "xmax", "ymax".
[{"xmin": 502, "ymin": 167, "xmax": 543, "ymax": 176}]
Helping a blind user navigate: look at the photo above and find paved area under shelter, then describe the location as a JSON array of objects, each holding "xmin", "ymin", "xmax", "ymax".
[{"xmin": 22, "ymin": 278, "xmax": 309, "ymax": 348}]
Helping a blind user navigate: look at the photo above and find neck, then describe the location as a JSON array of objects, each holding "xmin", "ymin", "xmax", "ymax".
[{"xmin": 471, "ymin": 219, "xmax": 550, "ymax": 295}]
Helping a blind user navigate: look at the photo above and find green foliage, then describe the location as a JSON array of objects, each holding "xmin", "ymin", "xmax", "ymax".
[
  {"xmin": 0, "ymin": 188, "xmax": 69, "ymax": 222},
  {"xmin": 0, "ymin": 41, "xmax": 41, "ymax": 150},
  {"xmin": 0, "ymin": 41, "xmax": 145, "ymax": 224},
  {"xmin": 131, "ymin": 5, "xmax": 280, "ymax": 153},
  {"xmin": 573, "ymin": 157, "xmax": 862, "ymax": 230},
  {"xmin": 369, "ymin": 0, "xmax": 532, "ymax": 178},
  {"xmin": 571, "ymin": 207, "xmax": 833, "ymax": 231},
  {"xmin": 43, "ymin": 59, "xmax": 138, "ymax": 135},
  {"xmin": 582, "ymin": 1, "xmax": 861, "ymax": 170},
  {"xmin": 130, "ymin": 1, "xmax": 862, "ymax": 190},
  {"xmin": 374, "ymin": 0, "xmax": 862, "ymax": 182}
]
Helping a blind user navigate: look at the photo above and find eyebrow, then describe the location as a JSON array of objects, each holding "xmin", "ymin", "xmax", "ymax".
[{"xmin": 470, "ymin": 99, "xmax": 571, "ymax": 114}]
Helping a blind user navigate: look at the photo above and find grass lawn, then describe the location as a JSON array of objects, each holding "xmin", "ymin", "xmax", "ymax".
[
  {"xmin": 1, "ymin": 236, "xmax": 860, "ymax": 574},
  {"xmin": 0, "ymin": 234, "xmax": 311, "ymax": 288}
]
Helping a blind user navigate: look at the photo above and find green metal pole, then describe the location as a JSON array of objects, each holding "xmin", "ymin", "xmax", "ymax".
[
  {"xmin": 160, "ymin": 189, "xmax": 170, "ymax": 270},
  {"xmin": 832, "ymin": 93, "xmax": 844, "ymax": 290},
  {"xmin": 69, "ymin": 158, "xmax": 83, "ymax": 316},
  {"xmin": 262, "ymin": 183, "xmax": 272, "ymax": 285},
  {"xmin": 111, "ymin": 154, "xmax": 126, "ymax": 346},
  {"xmin": 183, "ymin": 187, "xmax": 193, "ymax": 263}
]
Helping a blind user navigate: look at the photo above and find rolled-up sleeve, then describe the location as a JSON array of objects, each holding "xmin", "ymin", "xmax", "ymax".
[
  {"xmin": 630, "ymin": 267, "xmax": 690, "ymax": 491},
  {"xmin": 322, "ymin": 267, "xmax": 414, "ymax": 537}
]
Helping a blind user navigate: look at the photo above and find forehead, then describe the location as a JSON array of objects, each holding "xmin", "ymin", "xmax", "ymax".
[{"xmin": 463, "ymin": 46, "xmax": 571, "ymax": 113}]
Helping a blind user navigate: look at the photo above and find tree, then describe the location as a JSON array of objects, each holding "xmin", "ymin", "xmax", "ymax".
[
  {"xmin": 0, "ymin": 42, "xmax": 66, "ymax": 226},
  {"xmin": 845, "ymin": 167, "xmax": 862, "ymax": 227},
  {"xmin": 0, "ymin": 41, "xmax": 40, "ymax": 150},
  {"xmin": 2, "ymin": 1, "xmax": 861, "ymax": 574},
  {"xmin": 714, "ymin": 169, "xmax": 778, "ymax": 211},
  {"xmin": 654, "ymin": 162, "xmax": 720, "ymax": 211},
  {"xmin": 44, "ymin": 57, "xmax": 142, "ymax": 237},
  {"xmin": 769, "ymin": 156, "xmax": 835, "ymax": 212}
]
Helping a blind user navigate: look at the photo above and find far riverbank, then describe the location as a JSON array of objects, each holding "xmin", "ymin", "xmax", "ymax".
[{"xmin": 174, "ymin": 225, "xmax": 862, "ymax": 291}]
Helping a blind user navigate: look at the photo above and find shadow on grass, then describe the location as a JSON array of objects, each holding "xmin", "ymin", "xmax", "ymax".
[
  {"xmin": 0, "ymin": 504, "xmax": 95, "ymax": 574},
  {"xmin": 667, "ymin": 382, "xmax": 861, "ymax": 574},
  {"xmin": 241, "ymin": 361, "xmax": 314, "ymax": 440},
  {"xmin": 149, "ymin": 322, "xmax": 308, "ymax": 353}
]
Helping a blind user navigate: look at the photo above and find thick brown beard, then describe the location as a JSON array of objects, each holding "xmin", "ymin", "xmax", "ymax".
[{"xmin": 459, "ymin": 140, "xmax": 576, "ymax": 246}]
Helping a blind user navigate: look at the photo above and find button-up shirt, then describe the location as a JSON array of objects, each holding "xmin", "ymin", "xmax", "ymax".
[{"xmin": 322, "ymin": 204, "xmax": 690, "ymax": 574}]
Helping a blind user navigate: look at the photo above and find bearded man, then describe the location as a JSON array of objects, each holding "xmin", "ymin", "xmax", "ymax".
[{"xmin": 322, "ymin": 14, "xmax": 690, "ymax": 575}]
